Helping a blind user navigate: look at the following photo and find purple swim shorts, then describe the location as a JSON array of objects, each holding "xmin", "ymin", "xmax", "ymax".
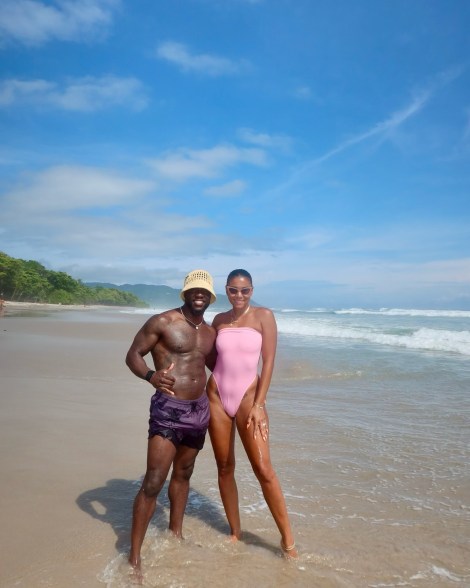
[{"xmin": 148, "ymin": 390, "xmax": 210, "ymax": 450}]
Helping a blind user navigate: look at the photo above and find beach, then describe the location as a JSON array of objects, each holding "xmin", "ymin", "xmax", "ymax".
[
  {"xmin": 0, "ymin": 303, "xmax": 149, "ymax": 587},
  {"xmin": 0, "ymin": 302, "xmax": 469, "ymax": 587}
]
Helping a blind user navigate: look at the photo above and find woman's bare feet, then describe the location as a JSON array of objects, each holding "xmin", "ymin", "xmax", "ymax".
[
  {"xmin": 228, "ymin": 533, "xmax": 240, "ymax": 543},
  {"xmin": 280, "ymin": 540, "xmax": 299, "ymax": 560}
]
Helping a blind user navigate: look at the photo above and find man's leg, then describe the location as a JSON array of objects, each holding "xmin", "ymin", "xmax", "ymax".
[
  {"xmin": 129, "ymin": 435, "xmax": 176, "ymax": 569},
  {"xmin": 167, "ymin": 444, "xmax": 199, "ymax": 537}
]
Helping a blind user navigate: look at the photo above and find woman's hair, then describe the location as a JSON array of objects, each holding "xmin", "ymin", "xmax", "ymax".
[{"xmin": 226, "ymin": 268, "xmax": 252, "ymax": 285}]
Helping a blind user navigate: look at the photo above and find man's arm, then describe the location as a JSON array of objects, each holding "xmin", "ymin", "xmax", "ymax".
[
  {"xmin": 205, "ymin": 344, "xmax": 217, "ymax": 372},
  {"xmin": 205, "ymin": 317, "xmax": 220, "ymax": 372},
  {"xmin": 125, "ymin": 314, "xmax": 176, "ymax": 393}
]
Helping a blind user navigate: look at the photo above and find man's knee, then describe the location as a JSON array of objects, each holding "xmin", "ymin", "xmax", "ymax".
[
  {"xmin": 174, "ymin": 460, "xmax": 196, "ymax": 482},
  {"xmin": 142, "ymin": 470, "xmax": 166, "ymax": 497},
  {"xmin": 172, "ymin": 450, "xmax": 198, "ymax": 482}
]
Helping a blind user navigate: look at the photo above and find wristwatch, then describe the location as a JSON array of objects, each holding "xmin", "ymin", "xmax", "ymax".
[{"xmin": 144, "ymin": 370, "xmax": 155, "ymax": 382}]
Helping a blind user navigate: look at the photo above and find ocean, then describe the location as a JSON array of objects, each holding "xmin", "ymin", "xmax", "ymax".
[{"xmin": 99, "ymin": 306, "xmax": 470, "ymax": 587}]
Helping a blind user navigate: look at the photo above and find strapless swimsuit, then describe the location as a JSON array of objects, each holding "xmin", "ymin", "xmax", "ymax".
[{"xmin": 212, "ymin": 327, "xmax": 262, "ymax": 417}]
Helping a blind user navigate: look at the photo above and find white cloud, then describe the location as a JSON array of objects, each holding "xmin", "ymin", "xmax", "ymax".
[
  {"xmin": 293, "ymin": 85, "xmax": 312, "ymax": 100},
  {"xmin": 0, "ymin": 0, "xmax": 120, "ymax": 46},
  {"xmin": 285, "ymin": 228, "xmax": 336, "ymax": 250},
  {"xmin": 285, "ymin": 221, "xmax": 470, "ymax": 273},
  {"xmin": 0, "ymin": 164, "xmax": 221, "ymax": 266},
  {"xmin": 0, "ymin": 76, "xmax": 147, "ymax": 111},
  {"xmin": 204, "ymin": 179, "xmax": 247, "ymax": 197},
  {"xmin": 238, "ymin": 127, "xmax": 293, "ymax": 151},
  {"xmin": 156, "ymin": 41, "xmax": 247, "ymax": 76},
  {"xmin": 2, "ymin": 166, "xmax": 468, "ymax": 308},
  {"xmin": 3, "ymin": 165, "xmax": 154, "ymax": 212},
  {"xmin": 0, "ymin": 79, "xmax": 54, "ymax": 105},
  {"xmin": 147, "ymin": 144, "xmax": 268, "ymax": 181}
]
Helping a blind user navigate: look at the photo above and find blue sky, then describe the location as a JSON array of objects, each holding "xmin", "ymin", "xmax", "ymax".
[{"xmin": 1, "ymin": 0, "xmax": 469, "ymax": 310}]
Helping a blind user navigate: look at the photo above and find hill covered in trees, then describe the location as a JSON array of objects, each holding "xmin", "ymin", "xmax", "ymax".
[
  {"xmin": 0, "ymin": 252, "xmax": 147, "ymax": 307},
  {"xmin": 87, "ymin": 282, "xmax": 255, "ymax": 311},
  {"xmin": 86, "ymin": 282, "xmax": 183, "ymax": 308}
]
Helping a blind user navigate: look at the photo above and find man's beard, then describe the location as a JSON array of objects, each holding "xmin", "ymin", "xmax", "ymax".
[{"xmin": 187, "ymin": 301, "xmax": 209, "ymax": 316}]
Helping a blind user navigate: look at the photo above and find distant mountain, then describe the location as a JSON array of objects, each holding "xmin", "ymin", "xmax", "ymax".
[
  {"xmin": 85, "ymin": 282, "xmax": 181, "ymax": 308},
  {"xmin": 85, "ymin": 282, "xmax": 231, "ymax": 310}
]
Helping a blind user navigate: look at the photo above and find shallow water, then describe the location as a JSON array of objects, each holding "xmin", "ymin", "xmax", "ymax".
[{"xmin": 100, "ymin": 307, "xmax": 470, "ymax": 587}]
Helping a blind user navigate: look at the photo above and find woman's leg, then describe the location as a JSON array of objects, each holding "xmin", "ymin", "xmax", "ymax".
[
  {"xmin": 235, "ymin": 397, "xmax": 297, "ymax": 557},
  {"xmin": 207, "ymin": 377, "xmax": 241, "ymax": 540}
]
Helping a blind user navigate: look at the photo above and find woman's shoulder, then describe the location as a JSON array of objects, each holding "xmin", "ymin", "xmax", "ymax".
[
  {"xmin": 252, "ymin": 305, "xmax": 274, "ymax": 318},
  {"xmin": 251, "ymin": 306, "xmax": 276, "ymax": 330}
]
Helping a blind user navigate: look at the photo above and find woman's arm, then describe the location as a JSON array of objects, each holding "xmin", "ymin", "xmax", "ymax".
[
  {"xmin": 247, "ymin": 307, "xmax": 277, "ymax": 441},
  {"xmin": 254, "ymin": 307, "xmax": 277, "ymax": 407}
]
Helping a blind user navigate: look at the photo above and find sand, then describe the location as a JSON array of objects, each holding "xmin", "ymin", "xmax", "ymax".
[
  {"xmin": 1, "ymin": 303, "xmax": 311, "ymax": 587},
  {"xmin": 0, "ymin": 303, "xmax": 152, "ymax": 587},
  {"xmin": 2, "ymin": 304, "xmax": 300, "ymax": 588}
]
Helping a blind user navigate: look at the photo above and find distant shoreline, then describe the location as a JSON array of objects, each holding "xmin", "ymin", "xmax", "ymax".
[{"xmin": 1, "ymin": 300, "xmax": 139, "ymax": 315}]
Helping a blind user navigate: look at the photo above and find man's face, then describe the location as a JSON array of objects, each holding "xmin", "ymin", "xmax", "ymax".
[{"xmin": 183, "ymin": 288, "xmax": 212, "ymax": 315}]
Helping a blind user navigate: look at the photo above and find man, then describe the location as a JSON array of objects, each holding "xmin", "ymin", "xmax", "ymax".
[{"xmin": 125, "ymin": 269, "xmax": 217, "ymax": 572}]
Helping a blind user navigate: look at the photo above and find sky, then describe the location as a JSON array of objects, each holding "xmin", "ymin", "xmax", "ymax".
[{"xmin": 1, "ymin": 0, "xmax": 469, "ymax": 310}]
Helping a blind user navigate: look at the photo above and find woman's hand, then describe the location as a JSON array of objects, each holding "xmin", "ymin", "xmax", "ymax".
[{"xmin": 247, "ymin": 404, "xmax": 269, "ymax": 441}]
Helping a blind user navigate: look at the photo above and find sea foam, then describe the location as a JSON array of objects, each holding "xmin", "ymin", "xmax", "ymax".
[{"xmin": 276, "ymin": 313, "xmax": 470, "ymax": 356}]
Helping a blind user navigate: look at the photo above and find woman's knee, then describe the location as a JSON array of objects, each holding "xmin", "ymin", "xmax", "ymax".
[
  {"xmin": 252, "ymin": 462, "xmax": 277, "ymax": 486},
  {"xmin": 217, "ymin": 458, "xmax": 236, "ymax": 478}
]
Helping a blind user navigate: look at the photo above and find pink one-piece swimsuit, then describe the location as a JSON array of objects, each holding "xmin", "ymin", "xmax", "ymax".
[{"xmin": 212, "ymin": 327, "xmax": 262, "ymax": 417}]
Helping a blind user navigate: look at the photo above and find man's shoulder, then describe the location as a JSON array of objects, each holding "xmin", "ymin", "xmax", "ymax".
[
  {"xmin": 150, "ymin": 307, "xmax": 179, "ymax": 319},
  {"xmin": 145, "ymin": 308, "xmax": 180, "ymax": 329}
]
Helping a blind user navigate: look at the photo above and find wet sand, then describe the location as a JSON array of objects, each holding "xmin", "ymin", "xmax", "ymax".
[
  {"xmin": 0, "ymin": 304, "xmax": 150, "ymax": 586},
  {"xmin": 0, "ymin": 304, "xmax": 305, "ymax": 588}
]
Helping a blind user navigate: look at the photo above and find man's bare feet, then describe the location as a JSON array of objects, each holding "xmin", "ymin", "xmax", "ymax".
[
  {"xmin": 127, "ymin": 559, "xmax": 143, "ymax": 585},
  {"xmin": 127, "ymin": 556, "xmax": 144, "ymax": 585}
]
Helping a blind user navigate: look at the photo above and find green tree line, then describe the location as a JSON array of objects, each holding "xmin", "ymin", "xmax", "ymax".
[{"xmin": 0, "ymin": 251, "xmax": 147, "ymax": 307}]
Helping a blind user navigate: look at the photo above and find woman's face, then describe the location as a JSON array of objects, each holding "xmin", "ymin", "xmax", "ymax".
[{"xmin": 226, "ymin": 275, "xmax": 253, "ymax": 309}]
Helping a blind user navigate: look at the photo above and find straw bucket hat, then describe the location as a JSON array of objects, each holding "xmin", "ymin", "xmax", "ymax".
[{"xmin": 180, "ymin": 269, "xmax": 216, "ymax": 304}]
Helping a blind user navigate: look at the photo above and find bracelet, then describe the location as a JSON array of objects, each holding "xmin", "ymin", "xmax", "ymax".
[
  {"xmin": 253, "ymin": 402, "xmax": 265, "ymax": 409},
  {"xmin": 144, "ymin": 370, "xmax": 155, "ymax": 382}
]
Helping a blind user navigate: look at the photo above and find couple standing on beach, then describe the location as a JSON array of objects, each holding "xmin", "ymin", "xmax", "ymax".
[{"xmin": 125, "ymin": 268, "xmax": 297, "ymax": 574}]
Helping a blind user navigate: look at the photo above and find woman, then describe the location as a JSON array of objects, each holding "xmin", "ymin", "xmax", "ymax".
[{"xmin": 207, "ymin": 269, "xmax": 297, "ymax": 558}]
